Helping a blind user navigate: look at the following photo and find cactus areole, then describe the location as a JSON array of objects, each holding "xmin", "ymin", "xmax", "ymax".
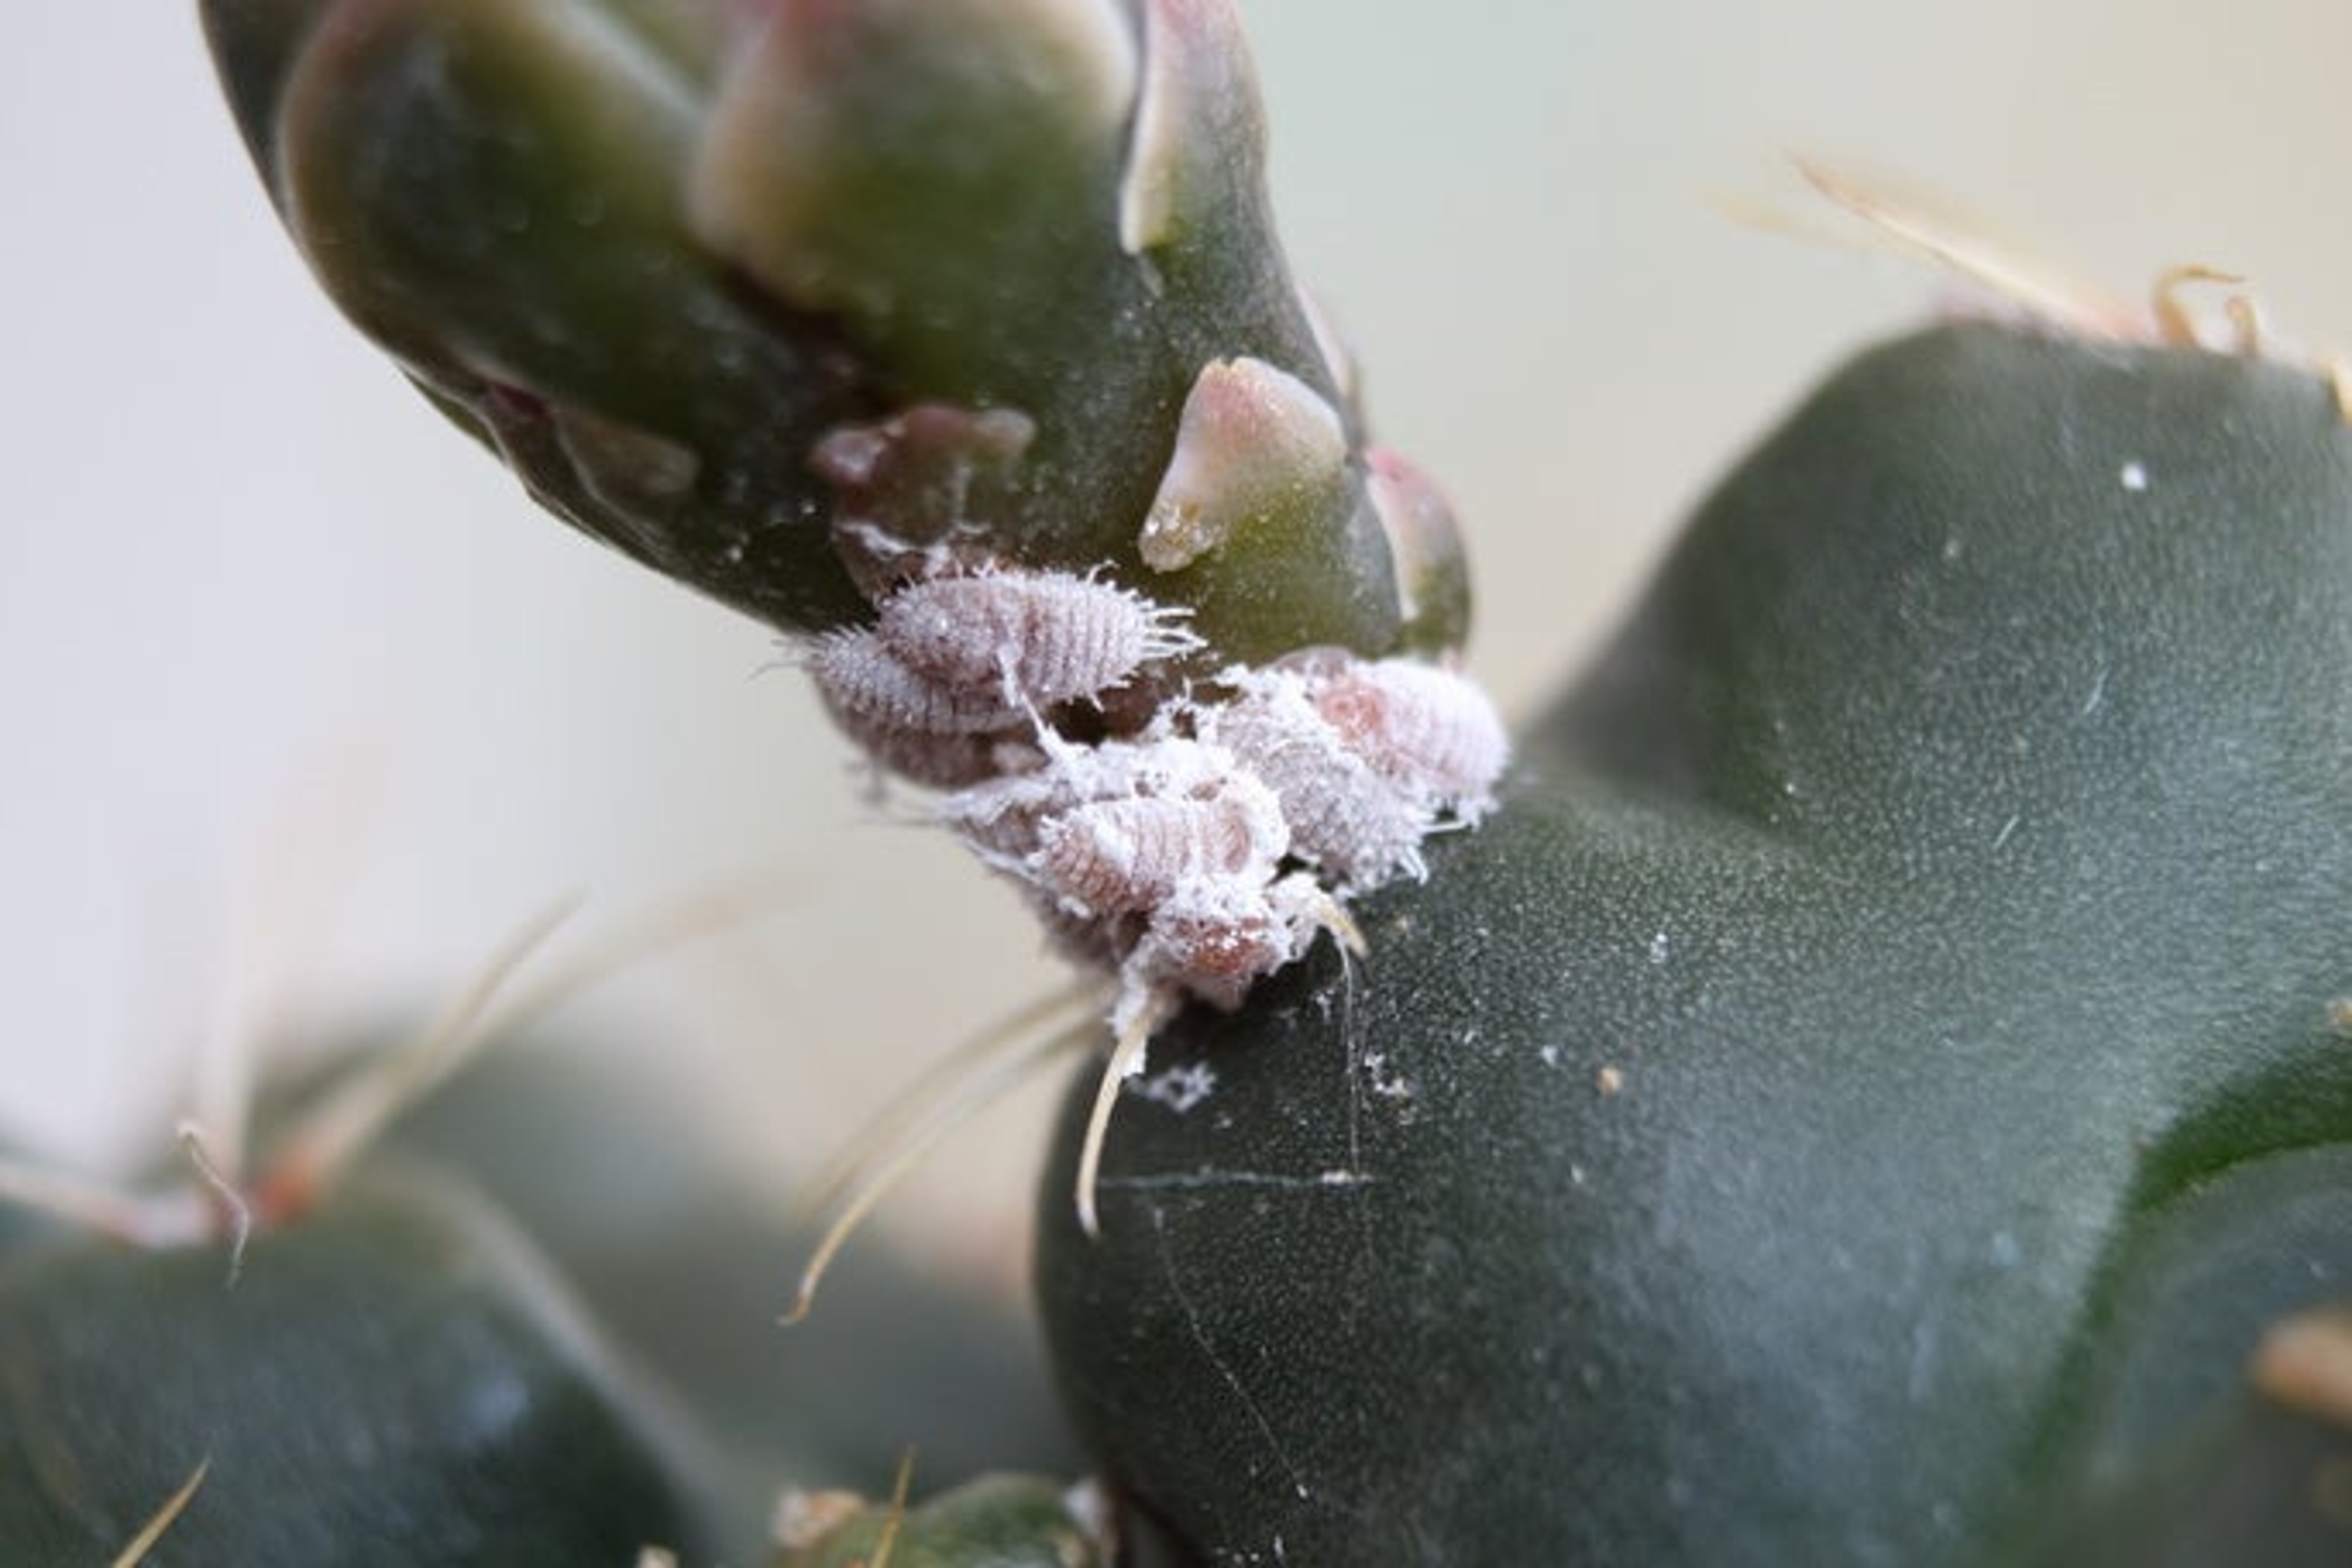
[{"xmin": 1036, "ymin": 325, "xmax": 2352, "ymax": 1565}]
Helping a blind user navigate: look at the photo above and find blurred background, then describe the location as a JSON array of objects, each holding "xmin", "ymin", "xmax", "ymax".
[{"xmin": 6, "ymin": 1, "xmax": 2348, "ymax": 1295}]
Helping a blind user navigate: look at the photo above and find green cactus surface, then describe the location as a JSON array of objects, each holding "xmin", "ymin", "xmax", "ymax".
[
  {"xmin": 200, "ymin": 0, "xmax": 1463, "ymax": 665},
  {"xmin": 1034, "ymin": 322, "xmax": 2352, "ymax": 1566},
  {"xmin": 0, "ymin": 1163, "xmax": 704, "ymax": 1563}
]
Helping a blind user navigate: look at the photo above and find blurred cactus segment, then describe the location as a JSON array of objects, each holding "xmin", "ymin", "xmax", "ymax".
[
  {"xmin": 203, "ymin": 0, "xmax": 1469, "ymax": 662},
  {"xmin": 2013, "ymin": 1144, "xmax": 2352, "ymax": 1561},
  {"xmin": 0, "ymin": 1167, "xmax": 705, "ymax": 1563},
  {"xmin": 2019, "ymin": 1384, "xmax": 2352, "ymax": 1566},
  {"xmin": 774, "ymin": 1473, "xmax": 1110, "ymax": 1568}
]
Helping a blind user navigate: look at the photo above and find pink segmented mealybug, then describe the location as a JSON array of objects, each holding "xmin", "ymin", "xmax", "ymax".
[
  {"xmin": 875, "ymin": 571, "xmax": 1201, "ymax": 710},
  {"xmin": 1202, "ymin": 673, "xmax": 1433, "ymax": 889},
  {"xmin": 1029, "ymin": 779, "xmax": 1287, "ymax": 919},
  {"xmin": 1309, "ymin": 656, "xmax": 1509, "ymax": 813},
  {"xmin": 807, "ymin": 625, "xmax": 1023, "ymax": 737}
]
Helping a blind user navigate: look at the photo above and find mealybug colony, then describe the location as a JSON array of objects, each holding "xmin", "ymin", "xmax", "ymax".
[{"xmin": 788, "ymin": 546, "xmax": 1505, "ymax": 1314}]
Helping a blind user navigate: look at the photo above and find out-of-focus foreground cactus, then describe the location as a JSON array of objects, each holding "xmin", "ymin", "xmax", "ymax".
[
  {"xmin": 72, "ymin": 0, "xmax": 2349, "ymax": 1561},
  {"xmin": 0, "ymin": 1133, "xmax": 706, "ymax": 1561}
]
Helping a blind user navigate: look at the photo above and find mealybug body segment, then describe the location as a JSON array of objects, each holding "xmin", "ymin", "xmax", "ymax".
[
  {"xmin": 805, "ymin": 568, "xmax": 1207, "ymax": 795},
  {"xmin": 1204, "ymin": 665, "xmax": 1429, "ymax": 889},
  {"xmin": 807, "ymin": 626, "xmax": 1023, "ymax": 737},
  {"xmin": 1202, "ymin": 653, "xmax": 1507, "ymax": 893},
  {"xmin": 1126, "ymin": 870, "xmax": 1343, "ymax": 1011},
  {"xmin": 877, "ymin": 570, "xmax": 1201, "ymax": 710},
  {"xmin": 1032, "ymin": 778, "xmax": 1289, "ymax": 920},
  {"xmin": 1311, "ymin": 654, "xmax": 1511, "ymax": 814}
]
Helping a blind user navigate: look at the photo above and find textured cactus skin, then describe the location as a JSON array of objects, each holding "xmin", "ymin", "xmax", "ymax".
[
  {"xmin": 1035, "ymin": 324, "xmax": 2352, "ymax": 1565},
  {"xmin": 0, "ymin": 1164, "xmax": 703, "ymax": 1563}
]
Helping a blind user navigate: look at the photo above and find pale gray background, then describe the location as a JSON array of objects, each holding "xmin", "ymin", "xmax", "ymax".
[{"xmin": 6, "ymin": 3, "xmax": 2347, "ymax": 1290}]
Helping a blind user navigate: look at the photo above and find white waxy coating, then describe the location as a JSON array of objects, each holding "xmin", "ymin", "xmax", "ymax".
[
  {"xmin": 1201, "ymin": 668, "xmax": 1429, "ymax": 889},
  {"xmin": 808, "ymin": 563, "xmax": 1509, "ymax": 1044}
]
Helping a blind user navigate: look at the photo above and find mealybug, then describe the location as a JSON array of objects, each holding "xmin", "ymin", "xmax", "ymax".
[{"xmin": 876, "ymin": 570, "xmax": 1201, "ymax": 710}]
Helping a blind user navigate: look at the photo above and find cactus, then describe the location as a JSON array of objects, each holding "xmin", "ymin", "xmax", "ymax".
[
  {"xmin": 0, "ymin": 902, "xmax": 717, "ymax": 1560},
  {"xmin": 167, "ymin": 0, "xmax": 2352, "ymax": 1563},
  {"xmin": 0, "ymin": 1159, "xmax": 706, "ymax": 1562},
  {"xmin": 197, "ymin": 0, "xmax": 1461, "ymax": 663},
  {"xmin": 0, "ymin": 908, "xmax": 1084, "ymax": 1564},
  {"xmin": 1035, "ymin": 323, "xmax": 2352, "ymax": 1563},
  {"xmin": 200, "ymin": 0, "xmax": 1508, "ymax": 1256}
]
